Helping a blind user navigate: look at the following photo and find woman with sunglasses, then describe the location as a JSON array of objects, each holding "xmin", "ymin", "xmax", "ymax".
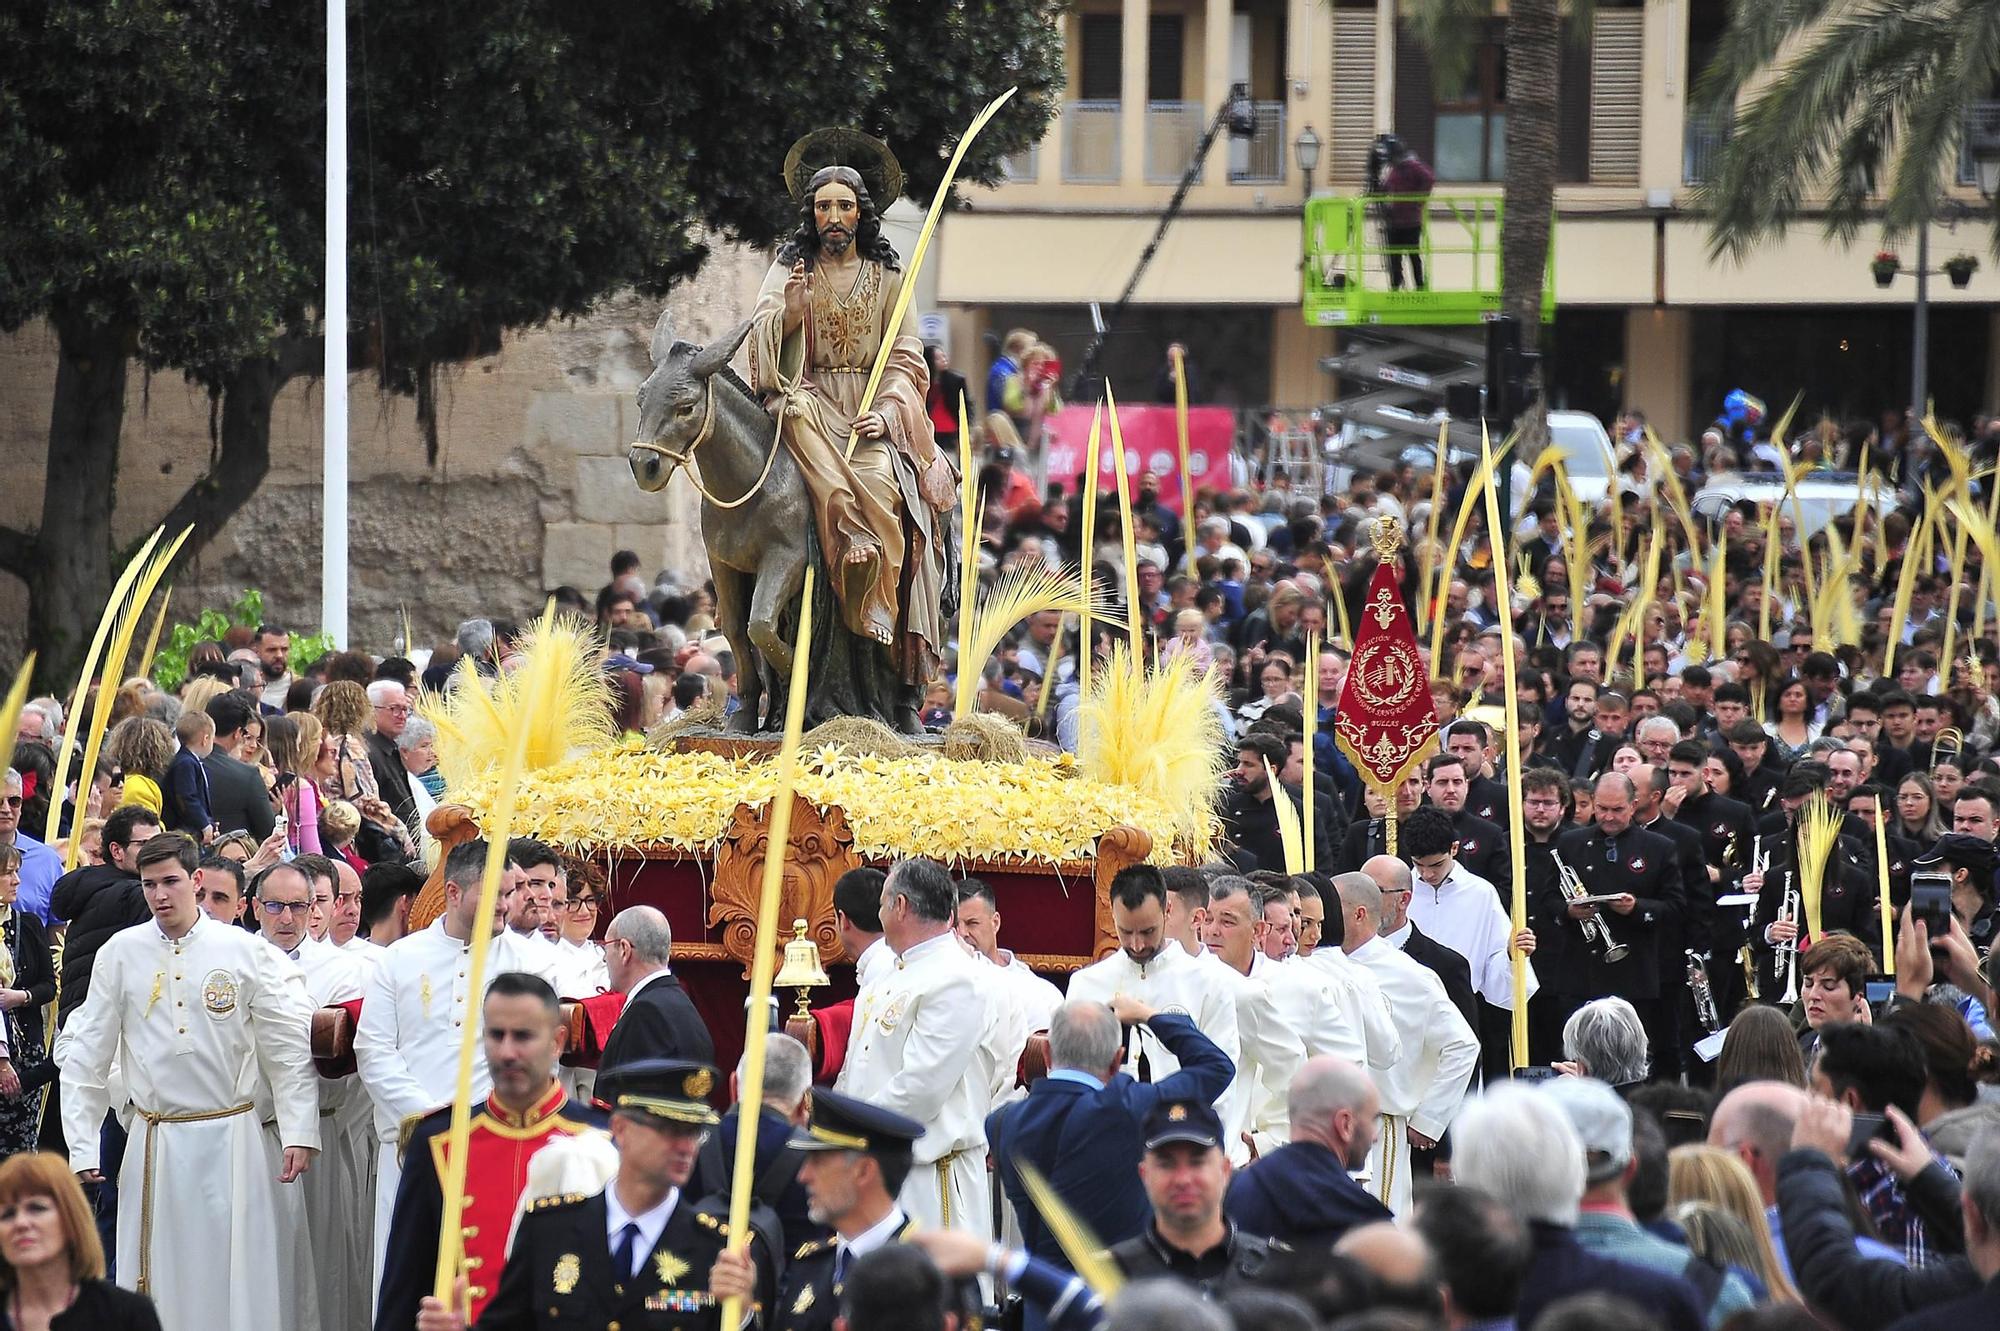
[{"xmin": 0, "ymin": 847, "xmax": 54, "ymax": 1160}]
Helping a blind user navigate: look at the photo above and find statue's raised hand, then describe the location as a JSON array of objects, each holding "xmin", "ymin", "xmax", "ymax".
[{"xmin": 782, "ymin": 259, "xmax": 810, "ymax": 332}]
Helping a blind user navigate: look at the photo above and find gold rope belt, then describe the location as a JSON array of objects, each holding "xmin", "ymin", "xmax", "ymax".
[
  {"xmin": 934, "ymin": 1149, "xmax": 968, "ymax": 1229},
  {"xmin": 134, "ymin": 1101, "xmax": 255, "ymax": 1294},
  {"xmin": 1378, "ymin": 1113, "xmax": 1405, "ymax": 1209}
]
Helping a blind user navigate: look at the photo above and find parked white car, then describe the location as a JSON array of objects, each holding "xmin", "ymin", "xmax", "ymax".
[{"xmin": 1691, "ymin": 471, "xmax": 1892, "ymax": 539}]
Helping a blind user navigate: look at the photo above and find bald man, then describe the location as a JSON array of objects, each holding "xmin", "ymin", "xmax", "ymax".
[
  {"xmin": 1362, "ymin": 855, "xmax": 1479, "ymax": 1039},
  {"xmin": 1336, "ymin": 1222, "xmax": 1443, "ymax": 1315},
  {"xmin": 1226, "ymin": 1056, "xmax": 1391, "ymax": 1249},
  {"xmin": 1708, "ymin": 1081, "xmax": 1906, "ymax": 1279},
  {"xmin": 1331, "ymin": 872, "xmax": 1479, "ymax": 1216}
]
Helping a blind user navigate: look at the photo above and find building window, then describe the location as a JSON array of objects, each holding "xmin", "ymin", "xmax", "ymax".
[
  {"xmin": 1078, "ymin": 13, "xmax": 1123, "ymax": 101},
  {"xmin": 1433, "ymin": 43, "xmax": 1507, "ymax": 182}
]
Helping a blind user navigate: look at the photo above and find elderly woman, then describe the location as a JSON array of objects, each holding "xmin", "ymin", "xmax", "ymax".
[
  {"xmin": 0, "ymin": 1152, "xmax": 161, "ymax": 1327},
  {"xmin": 397, "ymin": 714, "xmax": 443, "ymax": 853},
  {"xmin": 0, "ymin": 846, "xmax": 54, "ymax": 1158},
  {"xmin": 1556, "ymin": 996, "xmax": 1651, "ymax": 1094}
]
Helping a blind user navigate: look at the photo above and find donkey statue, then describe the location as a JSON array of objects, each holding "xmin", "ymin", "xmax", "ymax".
[{"xmin": 628, "ymin": 309, "xmax": 917, "ymax": 733}]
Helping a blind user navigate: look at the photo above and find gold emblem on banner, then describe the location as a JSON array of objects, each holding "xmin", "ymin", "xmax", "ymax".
[{"xmin": 552, "ymin": 1253, "xmax": 580, "ymax": 1294}]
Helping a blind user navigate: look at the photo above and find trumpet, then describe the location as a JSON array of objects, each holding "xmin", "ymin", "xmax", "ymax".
[
  {"xmin": 1687, "ymin": 949, "xmax": 1722, "ymax": 1032},
  {"xmin": 1778, "ymin": 871, "xmax": 1801, "ymax": 1004},
  {"xmin": 1553, "ymin": 850, "xmax": 1630, "ymax": 964},
  {"xmin": 1739, "ymin": 834, "xmax": 1767, "ymax": 1002}
]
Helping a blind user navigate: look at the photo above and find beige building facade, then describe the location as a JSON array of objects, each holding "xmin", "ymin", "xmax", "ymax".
[{"xmin": 933, "ymin": 0, "xmax": 2000, "ymax": 442}]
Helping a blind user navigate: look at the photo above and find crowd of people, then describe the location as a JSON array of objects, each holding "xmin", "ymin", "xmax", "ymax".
[{"xmin": 6, "ymin": 401, "xmax": 2000, "ymax": 1331}]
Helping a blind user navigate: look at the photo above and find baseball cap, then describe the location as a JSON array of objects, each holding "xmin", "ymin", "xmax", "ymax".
[
  {"xmin": 1541, "ymin": 1077, "xmax": 1633, "ymax": 1184},
  {"xmin": 1141, "ymin": 1096, "xmax": 1225, "ymax": 1152}
]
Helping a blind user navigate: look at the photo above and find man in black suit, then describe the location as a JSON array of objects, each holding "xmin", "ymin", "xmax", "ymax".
[
  {"xmin": 600, "ymin": 905, "xmax": 715, "ymax": 1077},
  {"xmin": 417, "ymin": 1058, "xmax": 764, "ymax": 1331},
  {"xmin": 1546, "ymin": 772, "xmax": 1685, "ymax": 1076},
  {"xmin": 1632, "ymin": 763, "xmax": 1712, "ymax": 1079},
  {"xmin": 686, "ymin": 1032, "xmax": 825, "ymax": 1259},
  {"xmin": 1361, "ymin": 854, "xmax": 1478, "ymax": 1037},
  {"xmin": 1424, "ymin": 753, "xmax": 1511, "ymax": 904},
  {"xmin": 1226, "ymin": 1055, "xmax": 1390, "ymax": 1249},
  {"xmin": 202, "ymin": 691, "xmax": 275, "ymax": 841}
]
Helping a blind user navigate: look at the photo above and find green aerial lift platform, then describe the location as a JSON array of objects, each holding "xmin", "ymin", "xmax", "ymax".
[{"xmin": 1302, "ymin": 194, "xmax": 1555, "ymax": 328}]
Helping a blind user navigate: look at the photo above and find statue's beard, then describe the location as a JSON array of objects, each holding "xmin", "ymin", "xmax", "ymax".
[{"xmin": 818, "ymin": 224, "xmax": 853, "ymax": 256}]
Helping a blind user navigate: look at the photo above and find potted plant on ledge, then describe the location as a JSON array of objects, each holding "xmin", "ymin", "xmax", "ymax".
[
  {"xmin": 1944, "ymin": 254, "xmax": 1980, "ymax": 289},
  {"xmin": 1871, "ymin": 251, "xmax": 1902, "ymax": 287}
]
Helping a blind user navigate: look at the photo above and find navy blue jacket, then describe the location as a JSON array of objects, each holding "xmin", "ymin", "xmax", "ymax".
[
  {"xmin": 599, "ymin": 971, "xmax": 715, "ymax": 1077},
  {"xmin": 1225, "ymin": 1139, "xmax": 1390, "ymax": 1250},
  {"xmin": 987, "ymin": 1013, "xmax": 1233, "ymax": 1269},
  {"xmin": 1516, "ymin": 1221, "xmax": 1705, "ymax": 1331}
]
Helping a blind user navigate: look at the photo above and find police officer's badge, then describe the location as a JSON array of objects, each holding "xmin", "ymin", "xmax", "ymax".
[
  {"xmin": 553, "ymin": 1253, "xmax": 581, "ymax": 1294},
  {"xmin": 656, "ymin": 1251, "xmax": 690, "ymax": 1286},
  {"xmin": 793, "ymin": 1284, "xmax": 816, "ymax": 1314}
]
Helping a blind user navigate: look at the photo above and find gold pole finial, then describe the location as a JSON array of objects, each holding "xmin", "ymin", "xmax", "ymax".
[{"xmin": 1370, "ymin": 516, "xmax": 1406, "ymax": 561}]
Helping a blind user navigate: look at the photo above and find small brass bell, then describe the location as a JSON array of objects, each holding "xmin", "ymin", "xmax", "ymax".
[{"xmin": 774, "ymin": 918, "xmax": 829, "ymax": 1021}]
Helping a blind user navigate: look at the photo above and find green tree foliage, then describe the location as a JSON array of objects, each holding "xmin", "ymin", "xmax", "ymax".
[
  {"xmin": 0, "ymin": 0, "xmax": 1061, "ymax": 691},
  {"xmin": 1698, "ymin": 0, "xmax": 2000, "ymax": 260}
]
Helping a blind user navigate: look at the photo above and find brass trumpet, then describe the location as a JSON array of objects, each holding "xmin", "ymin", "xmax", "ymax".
[{"xmin": 1552, "ymin": 850, "xmax": 1630, "ymax": 964}]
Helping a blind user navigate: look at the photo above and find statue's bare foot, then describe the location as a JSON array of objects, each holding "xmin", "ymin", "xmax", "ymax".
[{"xmin": 840, "ymin": 544, "xmax": 881, "ymax": 626}]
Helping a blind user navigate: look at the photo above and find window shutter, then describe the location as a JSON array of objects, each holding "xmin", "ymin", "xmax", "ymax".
[
  {"xmin": 1394, "ymin": 22, "xmax": 1436, "ymax": 167},
  {"xmin": 1148, "ymin": 15, "xmax": 1185, "ymax": 102},
  {"xmin": 1330, "ymin": 11, "xmax": 1380, "ymax": 185},
  {"xmin": 1557, "ymin": 31, "xmax": 1593, "ymax": 182},
  {"xmin": 1588, "ymin": 11, "xmax": 1644, "ymax": 185},
  {"xmin": 1080, "ymin": 14, "xmax": 1122, "ymax": 101}
]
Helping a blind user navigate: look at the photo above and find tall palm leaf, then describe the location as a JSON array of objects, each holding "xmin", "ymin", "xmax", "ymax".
[{"xmin": 1698, "ymin": 0, "xmax": 2000, "ymax": 259}]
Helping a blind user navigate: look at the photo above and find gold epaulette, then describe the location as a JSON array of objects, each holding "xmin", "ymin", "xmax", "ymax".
[
  {"xmin": 794, "ymin": 1240, "xmax": 825, "ymax": 1261},
  {"xmin": 694, "ymin": 1212, "xmax": 730, "ymax": 1236},
  {"xmin": 529, "ymin": 1192, "xmax": 588, "ymax": 1212},
  {"xmin": 396, "ymin": 1110, "xmax": 431, "ymax": 1162}
]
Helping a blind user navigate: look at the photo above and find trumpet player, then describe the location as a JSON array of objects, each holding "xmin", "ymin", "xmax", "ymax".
[
  {"xmin": 1541, "ymin": 773, "xmax": 1686, "ymax": 1075},
  {"xmin": 1665, "ymin": 739, "xmax": 1756, "ymax": 1020},
  {"xmin": 1747, "ymin": 768, "xmax": 1879, "ymax": 996}
]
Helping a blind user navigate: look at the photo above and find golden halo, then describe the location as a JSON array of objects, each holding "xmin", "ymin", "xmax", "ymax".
[{"xmin": 784, "ymin": 127, "xmax": 905, "ymax": 204}]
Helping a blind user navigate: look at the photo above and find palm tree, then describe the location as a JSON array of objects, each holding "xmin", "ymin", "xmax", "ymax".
[
  {"xmin": 1403, "ymin": 0, "xmax": 1586, "ymax": 462},
  {"xmin": 1698, "ymin": 0, "xmax": 2000, "ymax": 260},
  {"xmin": 1404, "ymin": 0, "xmax": 1575, "ymax": 328}
]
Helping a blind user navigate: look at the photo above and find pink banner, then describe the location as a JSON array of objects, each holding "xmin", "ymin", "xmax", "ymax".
[{"xmin": 1041, "ymin": 404, "xmax": 1236, "ymax": 514}]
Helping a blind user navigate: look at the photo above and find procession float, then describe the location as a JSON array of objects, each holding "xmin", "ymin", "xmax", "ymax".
[{"xmin": 406, "ymin": 121, "xmax": 1231, "ymax": 1079}]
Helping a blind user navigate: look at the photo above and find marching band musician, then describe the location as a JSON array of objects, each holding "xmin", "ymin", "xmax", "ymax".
[
  {"xmin": 1543, "ymin": 773, "xmax": 1686, "ymax": 1077},
  {"xmin": 1746, "ymin": 768, "xmax": 1879, "ymax": 996}
]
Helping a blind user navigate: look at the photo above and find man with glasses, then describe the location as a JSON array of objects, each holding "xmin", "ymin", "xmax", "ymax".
[
  {"xmin": 365, "ymin": 680, "xmax": 420, "ymax": 837},
  {"xmin": 255, "ymin": 861, "xmax": 375, "ymax": 1330},
  {"xmin": 600, "ymin": 904, "xmax": 715, "ymax": 1077},
  {"xmin": 0, "ymin": 768, "xmax": 63, "ymax": 926}
]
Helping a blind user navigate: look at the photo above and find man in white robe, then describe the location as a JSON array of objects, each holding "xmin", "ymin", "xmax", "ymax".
[
  {"xmin": 1391, "ymin": 817, "xmax": 1540, "ymax": 1013},
  {"xmin": 836, "ymin": 859, "xmax": 992, "ymax": 1235},
  {"xmin": 59, "ymin": 833, "xmax": 320, "ymax": 1331},
  {"xmin": 256, "ymin": 862, "xmax": 375, "ymax": 1331},
  {"xmin": 1329, "ymin": 871, "xmax": 1479, "ymax": 1216},
  {"xmin": 1198, "ymin": 877, "xmax": 1307, "ymax": 1159},
  {"xmin": 954, "ymin": 879, "xmax": 1062, "ymax": 1100},
  {"xmin": 1064, "ymin": 866, "xmax": 1241, "ymax": 1108},
  {"xmin": 353, "ymin": 840, "xmax": 563, "ymax": 1302}
]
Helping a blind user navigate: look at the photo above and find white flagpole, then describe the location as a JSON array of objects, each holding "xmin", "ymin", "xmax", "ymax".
[{"xmin": 322, "ymin": 0, "xmax": 349, "ymax": 648}]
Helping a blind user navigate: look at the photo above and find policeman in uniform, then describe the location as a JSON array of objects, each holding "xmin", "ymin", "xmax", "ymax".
[
  {"xmin": 416, "ymin": 1058, "xmax": 766, "ymax": 1331},
  {"xmin": 1108, "ymin": 1095, "xmax": 1287, "ymax": 1294},
  {"xmin": 710, "ymin": 1088, "xmax": 985, "ymax": 1331},
  {"xmin": 1545, "ymin": 772, "xmax": 1685, "ymax": 1076}
]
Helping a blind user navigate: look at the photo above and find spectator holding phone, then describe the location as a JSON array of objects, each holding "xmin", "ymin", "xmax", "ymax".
[{"xmin": 1813, "ymin": 1022, "xmax": 1952, "ymax": 1267}]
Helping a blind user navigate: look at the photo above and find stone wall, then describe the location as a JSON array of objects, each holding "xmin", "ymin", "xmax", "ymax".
[{"xmin": 0, "ymin": 240, "xmax": 770, "ymax": 661}]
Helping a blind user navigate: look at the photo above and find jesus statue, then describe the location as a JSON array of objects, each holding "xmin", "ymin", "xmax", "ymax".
[{"xmin": 747, "ymin": 132, "xmax": 956, "ymax": 730}]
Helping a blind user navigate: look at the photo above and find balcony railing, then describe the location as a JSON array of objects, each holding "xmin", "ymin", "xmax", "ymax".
[
  {"xmin": 1145, "ymin": 101, "xmax": 1206, "ymax": 184},
  {"xmin": 1683, "ymin": 107, "xmax": 1731, "ymax": 186},
  {"xmin": 1228, "ymin": 101, "xmax": 1287, "ymax": 185},
  {"xmin": 1000, "ymin": 144, "xmax": 1040, "ymax": 184},
  {"xmin": 1063, "ymin": 100, "xmax": 1121, "ymax": 183}
]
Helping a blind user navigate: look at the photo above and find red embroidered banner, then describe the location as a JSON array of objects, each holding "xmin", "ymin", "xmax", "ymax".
[{"xmin": 1334, "ymin": 559, "xmax": 1440, "ymax": 791}]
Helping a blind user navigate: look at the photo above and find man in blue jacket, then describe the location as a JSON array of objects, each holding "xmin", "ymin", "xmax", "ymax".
[
  {"xmin": 988, "ymin": 994, "xmax": 1233, "ymax": 1274},
  {"xmin": 1225, "ymin": 1054, "xmax": 1391, "ymax": 1249}
]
